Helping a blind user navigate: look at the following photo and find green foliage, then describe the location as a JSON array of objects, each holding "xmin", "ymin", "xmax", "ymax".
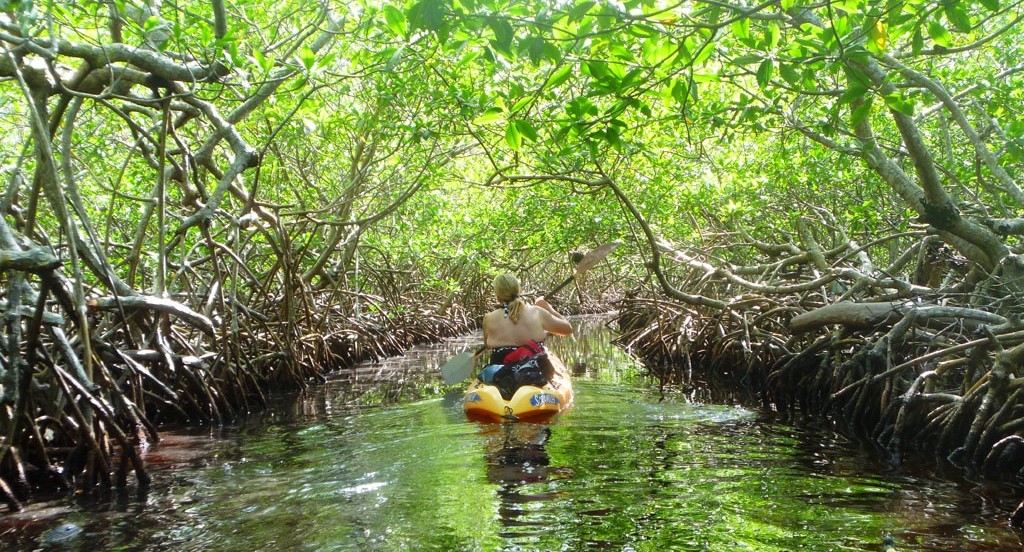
[{"xmin": 1, "ymin": 0, "xmax": 1020, "ymax": 316}]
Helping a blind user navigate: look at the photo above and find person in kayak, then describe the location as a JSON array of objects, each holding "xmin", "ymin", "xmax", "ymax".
[{"xmin": 482, "ymin": 273, "xmax": 573, "ymax": 365}]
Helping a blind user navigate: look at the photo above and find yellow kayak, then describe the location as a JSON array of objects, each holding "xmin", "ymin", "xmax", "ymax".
[{"xmin": 463, "ymin": 353, "xmax": 574, "ymax": 423}]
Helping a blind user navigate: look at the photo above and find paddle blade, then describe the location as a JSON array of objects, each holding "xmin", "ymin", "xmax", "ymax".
[
  {"xmin": 440, "ymin": 351, "xmax": 476, "ymax": 384},
  {"xmin": 574, "ymin": 240, "xmax": 622, "ymax": 276}
]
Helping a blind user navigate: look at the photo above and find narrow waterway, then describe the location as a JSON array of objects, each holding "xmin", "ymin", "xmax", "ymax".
[{"xmin": 2, "ymin": 317, "xmax": 1022, "ymax": 550}]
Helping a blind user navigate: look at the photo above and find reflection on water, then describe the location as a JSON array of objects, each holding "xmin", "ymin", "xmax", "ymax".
[
  {"xmin": 480, "ymin": 423, "xmax": 570, "ymax": 539},
  {"xmin": 0, "ymin": 317, "xmax": 1022, "ymax": 551}
]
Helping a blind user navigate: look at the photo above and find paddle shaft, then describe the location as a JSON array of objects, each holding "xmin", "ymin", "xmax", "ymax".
[
  {"xmin": 546, "ymin": 274, "xmax": 575, "ymax": 298},
  {"xmin": 537, "ymin": 241, "xmax": 621, "ymax": 299}
]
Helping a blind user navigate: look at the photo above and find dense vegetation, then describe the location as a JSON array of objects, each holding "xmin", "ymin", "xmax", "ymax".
[{"xmin": 1, "ymin": 0, "xmax": 1023, "ymax": 520}]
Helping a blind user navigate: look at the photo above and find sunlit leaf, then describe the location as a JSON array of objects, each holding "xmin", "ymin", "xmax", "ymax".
[
  {"xmin": 143, "ymin": 15, "xmax": 160, "ymax": 31},
  {"xmin": 472, "ymin": 107, "xmax": 504, "ymax": 125},
  {"xmin": 548, "ymin": 65, "xmax": 573, "ymax": 87},
  {"xmin": 385, "ymin": 46, "xmax": 404, "ymax": 71},
  {"xmin": 252, "ymin": 49, "xmax": 274, "ymax": 72},
  {"xmin": 383, "ymin": 5, "xmax": 407, "ymax": 37},
  {"xmin": 927, "ymin": 22, "xmax": 952, "ymax": 48},
  {"xmin": 642, "ymin": 37, "xmax": 676, "ymax": 66},
  {"xmin": 693, "ymin": 41, "xmax": 714, "ymax": 65},
  {"xmin": 731, "ymin": 17, "xmax": 750, "ymax": 40},
  {"xmin": 766, "ymin": 22, "xmax": 780, "ymax": 49},
  {"xmin": 510, "ymin": 96, "xmax": 531, "ymax": 114},
  {"xmin": 505, "ymin": 122, "xmax": 522, "ymax": 150},
  {"xmin": 297, "ymin": 46, "xmax": 316, "ymax": 71},
  {"xmin": 867, "ymin": 19, "xmax": 887, "ymax": 51}
]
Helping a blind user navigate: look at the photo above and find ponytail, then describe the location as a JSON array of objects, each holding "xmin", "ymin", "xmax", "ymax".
[
  {"xmin": 493, "ymin": 273, "xmax": 525, "ymax": 323},
  {"xmin": 505, "ymin": 297, "xmax": 525, "ymax": 323}
]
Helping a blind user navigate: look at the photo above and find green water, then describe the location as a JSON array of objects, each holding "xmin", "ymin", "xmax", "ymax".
[{"xmin": 2, "ymin": 319, "xmax": 1022, "ymax": 550}]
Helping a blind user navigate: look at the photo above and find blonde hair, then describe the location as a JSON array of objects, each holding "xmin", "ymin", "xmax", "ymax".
[{"xmin": 493, "ymin": 273, "xmax": 525, "ymax": 323}]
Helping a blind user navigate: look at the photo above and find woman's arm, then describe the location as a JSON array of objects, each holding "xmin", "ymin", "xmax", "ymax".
[{"xmin": 534, "ymin": 297, "xmax": 573, "ymax": 336}]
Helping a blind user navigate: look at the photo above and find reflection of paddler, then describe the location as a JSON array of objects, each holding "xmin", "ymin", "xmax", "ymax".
[
  {"xmin": 483, "ymin": 423, "xmax": 552, "ymax": 485},
  {"xmin": 480, "ymin": 423, "xmax": 568, "ymax": 535}
]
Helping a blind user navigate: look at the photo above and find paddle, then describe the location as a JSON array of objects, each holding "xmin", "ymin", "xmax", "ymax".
[
  {"xmin": 439, "ymin": 241, "xmax": 622, "ymax": 384},
  {"xmin": 439, "ymin": 346, "xmax": 485, "ymax": 384},
  {"xmin": 541, "ymin": 241, "xmax": 622, "ymax": 299}
]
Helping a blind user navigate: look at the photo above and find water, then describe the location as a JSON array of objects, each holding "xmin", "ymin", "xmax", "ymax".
[{"xmin": 2, "ymin": 318, "xmax": 1022, "ymax": 550}]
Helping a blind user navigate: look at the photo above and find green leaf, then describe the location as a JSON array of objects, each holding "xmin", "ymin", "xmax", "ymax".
[
  {"xmin": 733, "ymin": 54, "xmax": 762, "ymax": 65},
  {"xmin": 383, "ymin": 5, "xmax": 407, "ymax": 37},
  {"xmin": 472, "ymin": 107, "xmax": 504, "ymax": 125},
  {"xmin": 944, "ymin": 2, "xmax": 973, "ymax": 33},
  {"xmin": 143, "ymin": 15, "xmax": 161, "ymax": 31},
  {"xmin": 626, "ymin": 23, "xmax": 657, "ymax": 38},
  {"xmin": 515, "ymin": 119, "xmax": 538, "ymax": 143},
  {"xmin": 568, "ymin": 1, "xmax": 595, "ymax": 22},
  {"xmin": 488, "ymin": 17, "xmax": 514, "ymax": 51},
  {"xmin": 671, "ymin": 79, "xmax": 690, "ymax": 104},
  {"xmin": 756, "ymin": 58, "xmax": 774, "ymax": 88},
  {"xmin": 505, "ymin": 122, "xmax": 522, "ymax": 150},
  {"xmin": 520, "ymin": 35, "xmax": 546, "ymax": 64},
  {"xmin": 911, "ymin": 27, "xmax": 924, "ymax": 53},
  {"xmin": 548, "ymin": 65, "xmax": 573, "ymax": 87},
  {"xmin": 765, "ymin": 22, "xmax": 780, "ymax": 49},
  {"xmin": 980, "ymin": 0, "xmax": 1000, "ymax": 10},
  {"xmin": 851, "ymin": 97, "xmax": 873, "ymax": 127},
  {"xmin": 409, "ymin": 0, "xmax": 446, "ymax": 33},
  {"xmin": 927, "ymin": 22, "xmax": 953, "ymax": 48},
  {"xmin": 840, "ymin": 83, "xmax": 868, "ymax": 104},
  {"xmin": 620, "ymin": 68, "xmax": 642, "ymax": 89},
  {"xmin": 566, "ymin": 96, "xmax": 598, "ymax": 119},
  {"xmin": 883, "ymin": 92, "xmax": 915, "ymax": 115},
  {"xmin": 510, "ymin": 96, "xmax": 531, "ymax": 114},
  {"xmin": 297, "ymin": 46, "xmax": 316, "ymax": 71},
  {"xmin": 731, "ymin": 17, "xmax": 750, "ymax": 40},
  {"xmin": 584, "ymin": 60, "xmax": 609, "ymax": 79},
  {"xmin": 779, "ymin": 63, "xmax": 800, "ymax": 85},
  {"xmin": 841, "ymin": 65, "xmax": 870, "ymax": 102}
]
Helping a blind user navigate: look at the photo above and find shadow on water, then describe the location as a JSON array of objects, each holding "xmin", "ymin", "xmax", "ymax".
[{"xmin": 1, "ymin": 317, "xmax": 1023, "ymax": 550}]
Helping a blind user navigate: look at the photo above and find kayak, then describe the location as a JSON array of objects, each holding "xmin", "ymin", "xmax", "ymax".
[{"xmin": 463, "ymin": 353, "xmax": 574, "ymax": 423}]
